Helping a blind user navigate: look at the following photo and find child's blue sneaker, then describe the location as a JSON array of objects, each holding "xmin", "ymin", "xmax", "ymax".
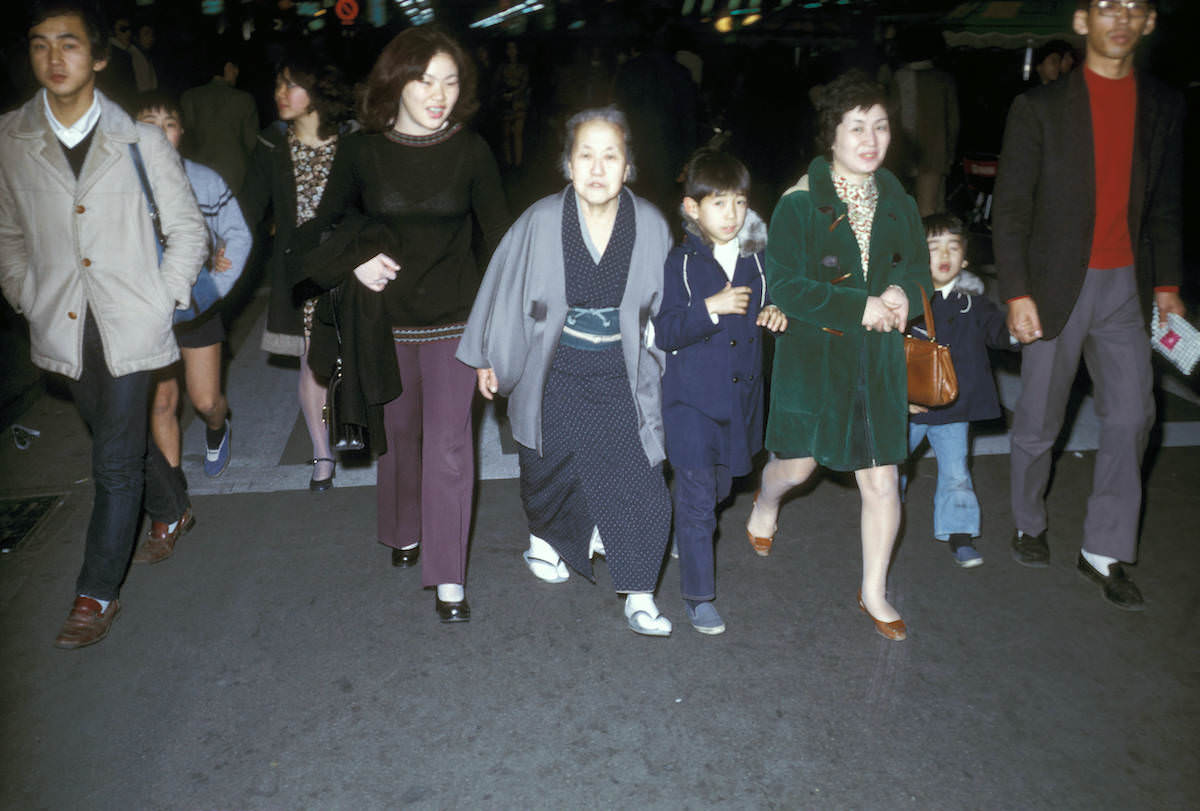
[
  {"xmin": 204, "ymin": 418, "xmax": 231, "ymax": 478},
  {"xmin": 685, "ymin": 601, "xmax": 726, "ymax": 635},
  {"xmin": 948, "ymin": 533, "xmax": 983, "ymax": 568}
]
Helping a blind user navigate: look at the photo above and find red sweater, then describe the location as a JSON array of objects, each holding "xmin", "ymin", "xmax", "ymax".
[{"xmin": 1084, "ymin": 66, "xmax": 1136, "ymax": 270}]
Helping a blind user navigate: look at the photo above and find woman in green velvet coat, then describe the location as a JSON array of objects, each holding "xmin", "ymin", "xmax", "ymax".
[{"xmin": 745, "ymin": 72, "xmax": 932, "ymax": 641}]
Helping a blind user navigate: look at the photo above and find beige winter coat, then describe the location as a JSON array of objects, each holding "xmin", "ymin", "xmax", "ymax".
[{"xmin": 0, "ymin": 89, "xmax": 207, "ymax": 379}]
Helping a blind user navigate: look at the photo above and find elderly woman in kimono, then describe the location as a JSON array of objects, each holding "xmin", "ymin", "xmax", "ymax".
[
  {"xmin": 743, "ymin": 71, "xmax": 931, "ymax": 641},
  {"xmin": 457, "ymin": 107, "xmax": 675, "ymax": 636}
]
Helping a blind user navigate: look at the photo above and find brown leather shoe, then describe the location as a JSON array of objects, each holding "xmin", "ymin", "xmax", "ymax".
[
  {"xmin": 132, "ymin": 508, "xmax": 195, "ymax": 564},
  {"xmin": 54, "ymin": 595, "xmax": 120, "ymax": 649},
  {"xmin": 858, "ymin": 590, "xmax": 907, "ymax": 641}
]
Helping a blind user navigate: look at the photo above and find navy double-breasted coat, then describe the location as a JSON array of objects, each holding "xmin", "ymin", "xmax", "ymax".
[{"xmin": 654, "ymin": 212, "xmax": 770, "ymax": 476}]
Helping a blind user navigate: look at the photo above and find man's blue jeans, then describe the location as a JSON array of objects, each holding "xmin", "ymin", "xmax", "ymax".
[
  {"xmin": 65, "ymin": 312, "xmax": 187, "ymax": 600},
  {"xmin": 907, "ymin": 421, "xmax": 980, "ymax": 539}
]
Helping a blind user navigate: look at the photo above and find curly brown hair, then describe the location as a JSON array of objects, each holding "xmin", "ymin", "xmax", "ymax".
[
  {"xmin": 359, "ymin": 27, "xmax": 478, "ymax": 133},
  {"xmin": 814, "ymin": 70, "xmax": 889, "ymax": 160}
]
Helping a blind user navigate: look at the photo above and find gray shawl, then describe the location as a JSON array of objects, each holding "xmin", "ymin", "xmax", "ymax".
[{"xmin": 457, "ymin": 186, "xmax": 671, "ymax": 464}]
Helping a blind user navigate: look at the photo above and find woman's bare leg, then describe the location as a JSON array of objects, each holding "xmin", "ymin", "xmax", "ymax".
[
  {"xmin": 856, "ymin": 464, "xmax": 901, "ymax": 622},
  {"xmin": 746, "ymin": 455, "xmax": 818, "ymax": 538}
]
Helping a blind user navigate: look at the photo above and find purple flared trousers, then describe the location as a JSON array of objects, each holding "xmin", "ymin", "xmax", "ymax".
[{"xmin": 377, "ymin": 336, "xmax": 477, "ymax": 587}]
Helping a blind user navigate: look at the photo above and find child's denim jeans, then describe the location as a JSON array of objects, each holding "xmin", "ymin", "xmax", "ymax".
[{"xmin": 907, "ymin": 421, "xmax": 981, "ymax": 539}]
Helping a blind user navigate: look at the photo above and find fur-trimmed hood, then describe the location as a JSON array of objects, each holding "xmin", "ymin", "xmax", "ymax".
[
  {"xmin": 914, "ymin": 270, "xmax": 989, "ymax": 337},
  {"xmin": 946, "ymin": 268, "xmax": 985, "ymax": 296},
  {"xmin": 680, "ymin": 207, "xmax": 768, "ymax": 257}
]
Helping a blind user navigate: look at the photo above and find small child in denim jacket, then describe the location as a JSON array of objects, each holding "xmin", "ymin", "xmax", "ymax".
[
  {"xmin": 654, "ymin": 149, "xmax": 787, "ymax": 634},
  {"xmin": 906, "ymin": 213, "xmax": 1016, "ymax": 567}
]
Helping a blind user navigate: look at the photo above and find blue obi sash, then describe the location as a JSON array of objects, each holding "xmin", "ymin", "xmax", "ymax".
[{"xmin": 560, "ymin": 306, "xmax": 620, "ymax": 351}]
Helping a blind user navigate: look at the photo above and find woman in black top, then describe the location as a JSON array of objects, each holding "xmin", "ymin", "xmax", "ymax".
[{"xmin": 317, "ymin": 28, "xmax": 509, "ymax": 622}]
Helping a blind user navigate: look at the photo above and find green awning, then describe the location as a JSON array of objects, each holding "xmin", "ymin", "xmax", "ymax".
[{"xmin": 943, "ymin": 0, "xmax": 1083, "ymax": 48}]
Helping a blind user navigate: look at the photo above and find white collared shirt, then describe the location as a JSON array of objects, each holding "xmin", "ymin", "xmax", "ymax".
[
  {"xmin": 713, "ymin": 237, "xmax": 740, "ymax": 281},
  {"xmin": 936, "ymin": 279, "xmax": 956, "ymax": 299},
  {"xmin": 43, "ymin": 88, "xmax": 101, "ymax": 149}
]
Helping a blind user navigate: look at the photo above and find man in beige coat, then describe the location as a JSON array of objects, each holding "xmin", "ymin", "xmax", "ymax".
[{"xmin": 0, "ymin": 1, "xmax": 207, "ymax": 648}]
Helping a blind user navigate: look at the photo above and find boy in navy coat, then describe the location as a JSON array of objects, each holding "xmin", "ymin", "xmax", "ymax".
[
  {"xmin": 906, "ymin": 213, "xmax": 1017, "ymax": 567},
  {"xmin": 654, "ymin": 149, "xmax": 787, "ymax": 634}
]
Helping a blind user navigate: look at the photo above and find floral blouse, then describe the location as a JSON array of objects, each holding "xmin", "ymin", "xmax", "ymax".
[
  {"xmin": 831, "ymin": 170, "xmax": 879, "ymax": 279},
  {"xmin": 288, "ymin": 128, "xmax": 338, "ymax": 226}
]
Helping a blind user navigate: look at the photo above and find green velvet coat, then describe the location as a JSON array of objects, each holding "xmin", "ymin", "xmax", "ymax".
[{"xmin": 764, "ymin": 157, "xmax": 932, "ymax": 471}]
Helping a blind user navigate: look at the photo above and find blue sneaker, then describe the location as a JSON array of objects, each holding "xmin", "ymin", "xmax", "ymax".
[
  {"xmin": 685, "ymin": 601, "xmax": 726, "ymax": 635},
  {"xmin": 203, "ymin": 418, "xmax": 231, "ymax": 478},
  {"xmin": 948, "ymin": 534, "xmax": 983, "ymax": 568}
]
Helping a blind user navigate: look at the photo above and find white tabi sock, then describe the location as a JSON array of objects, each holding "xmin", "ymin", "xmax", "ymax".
[{"xmin": 1081, "ymin": 548, "xmax": 1118, "ymax": 576}]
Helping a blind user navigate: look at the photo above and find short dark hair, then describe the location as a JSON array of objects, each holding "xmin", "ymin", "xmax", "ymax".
[
  {"xmin": 28, "ymin": 0, "xmax": 108, "ymax": 62},
  {"xmin": 360, "ymin": 27, "xmax": 478, "ymax": 133},
  {"xmin": 682, "ymin": 148, "xmax": 750, "ymax": 201},
  {"xmin": 922, "ymin": 212, "xmax": 967, "ymax": 241},
  {"xmin": 814, "ymin": 70, "xmax": 889, "ymax": 159},
  {"xmin": 278, "ymin": 51, "xmax": 354, "ymax": 140},
  {"xmin": 133, "ymin": 89, "xmax": 181, "ymax": 120},
  {"xmin": 210, "ymin": 36, "xmax": 242, "ymax": 77}
]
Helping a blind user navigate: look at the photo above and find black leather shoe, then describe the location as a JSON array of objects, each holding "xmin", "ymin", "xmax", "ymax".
[
  {"xmin": 435, "ymin": 597, "xmax": 471, "ymax": 623},
  {"xmin": 309, "ymin": 457, "xmax": 335, "ymax": 492},
  {"xmin": 391, "ymin": 545, "xmax": 420, "ymax": 568},
  {"xmin": 1011, "ymin": 530, "xmax": 1049, "ymax": 567},
  {"xmin": 1077, "ymin": 554, "xmax": 1144, "ymax": 611}
]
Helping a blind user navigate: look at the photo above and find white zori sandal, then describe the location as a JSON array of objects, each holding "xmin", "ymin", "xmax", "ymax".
[{"xmin": 523, "ymin": 534, "xmax": 569, "ymax": 583}]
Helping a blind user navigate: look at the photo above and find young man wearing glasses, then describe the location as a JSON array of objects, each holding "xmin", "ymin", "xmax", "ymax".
[{"xmin": 993, "ymin": 0, "xmax": 1184, "ymax": 609}]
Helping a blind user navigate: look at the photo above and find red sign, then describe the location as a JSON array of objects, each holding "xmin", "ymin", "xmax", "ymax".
[{"xmin": 335, "ymin": 0, "xmax": 358, "ymax": 24}]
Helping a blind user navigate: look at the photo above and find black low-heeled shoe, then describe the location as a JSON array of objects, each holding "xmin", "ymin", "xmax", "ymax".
[
  {"xmin": 309, "ymin": 457, "xmax": 335, "ymax": 492},
  {"xmin": 435, "ymin": 597, "xmax": 471, "ymax": 623},
  {"xmin": 391, "ymin": 545, "xmax": 420, "ymax": 568}
]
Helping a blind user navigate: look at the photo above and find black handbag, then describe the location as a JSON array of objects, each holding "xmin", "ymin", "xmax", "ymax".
[{"xmin": 322, "ymin": 285, "xmax": 366, "ymax": 452}]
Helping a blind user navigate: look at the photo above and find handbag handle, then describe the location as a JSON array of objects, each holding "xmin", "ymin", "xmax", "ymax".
[{"xmin": 916, "ymin": 284, "xmax": 936, "ymax": 342}]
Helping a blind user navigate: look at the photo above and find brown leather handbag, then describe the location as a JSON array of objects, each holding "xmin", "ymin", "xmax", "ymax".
[{"xmin": 904, "ymin": 285, "xmax": 959, "ymax": 407}]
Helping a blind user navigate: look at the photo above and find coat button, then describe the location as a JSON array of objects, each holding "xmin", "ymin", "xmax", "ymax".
[
  {"xmin": 749, "ymin": 336, "xmax": 755, "ymax": 343},
  {"xmin": 68, "ymin": 311, "xmax": 78, "ymax": 319},
  {"xmin": 703, "ymin": 336, "xmax": 710, "ymax": 343},
  {"xmin": 730, "ymin": 339, "xmax": 737, "ymax": 347},
  {"xmin": 81, "ymin": 258, "xmax": 91, "ymax": 267},
  {"xmin": 75, "ymin": 205, "xmax": 85, "ymax": 214},
  {"xmin": 732, "ymin": 376, "xmax": 739, "ymax": 383}
]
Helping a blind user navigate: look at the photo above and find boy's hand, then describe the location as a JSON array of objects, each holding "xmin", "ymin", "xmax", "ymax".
[
  {"xmin": 908, "ymin": 403, "xmax": 929, "ymax": 414},
  {"xmin": 213, "ymin": 246, "xmax": 232, "ymax": 272},
  {"xmin": 757, "ymin": 304, "xmax": 787, "ymax": 333},
  {"xmin": 1007, "ymin": 297, "xmax": 1043, "ymax": 343},
  {"xmin": 705, "ymin": 282, "xmax": 752, "ymax": 317}
]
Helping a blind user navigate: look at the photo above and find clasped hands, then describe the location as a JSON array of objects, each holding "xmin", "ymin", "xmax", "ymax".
[
  {"xmin": 353, "ymin": 253, "xmax": 400, "ymax": 292},
  {"xmin": 705, "ymin": 283, "xmax": 788, "ymax": 333},
  {"xmin": 861, "ymin": 285, "xmax": 909, "ymax": 333}
]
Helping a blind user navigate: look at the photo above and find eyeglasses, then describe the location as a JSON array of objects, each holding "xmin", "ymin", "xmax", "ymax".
[{"xmin": 1093, "ymin": 1, "xmax": 1151, "ymax": 17}]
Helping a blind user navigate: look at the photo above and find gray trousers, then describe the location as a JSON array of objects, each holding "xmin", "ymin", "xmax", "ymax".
[{"xmin": 1010, "ymin": 267, "xmax": 1154, "ymax": 561}]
